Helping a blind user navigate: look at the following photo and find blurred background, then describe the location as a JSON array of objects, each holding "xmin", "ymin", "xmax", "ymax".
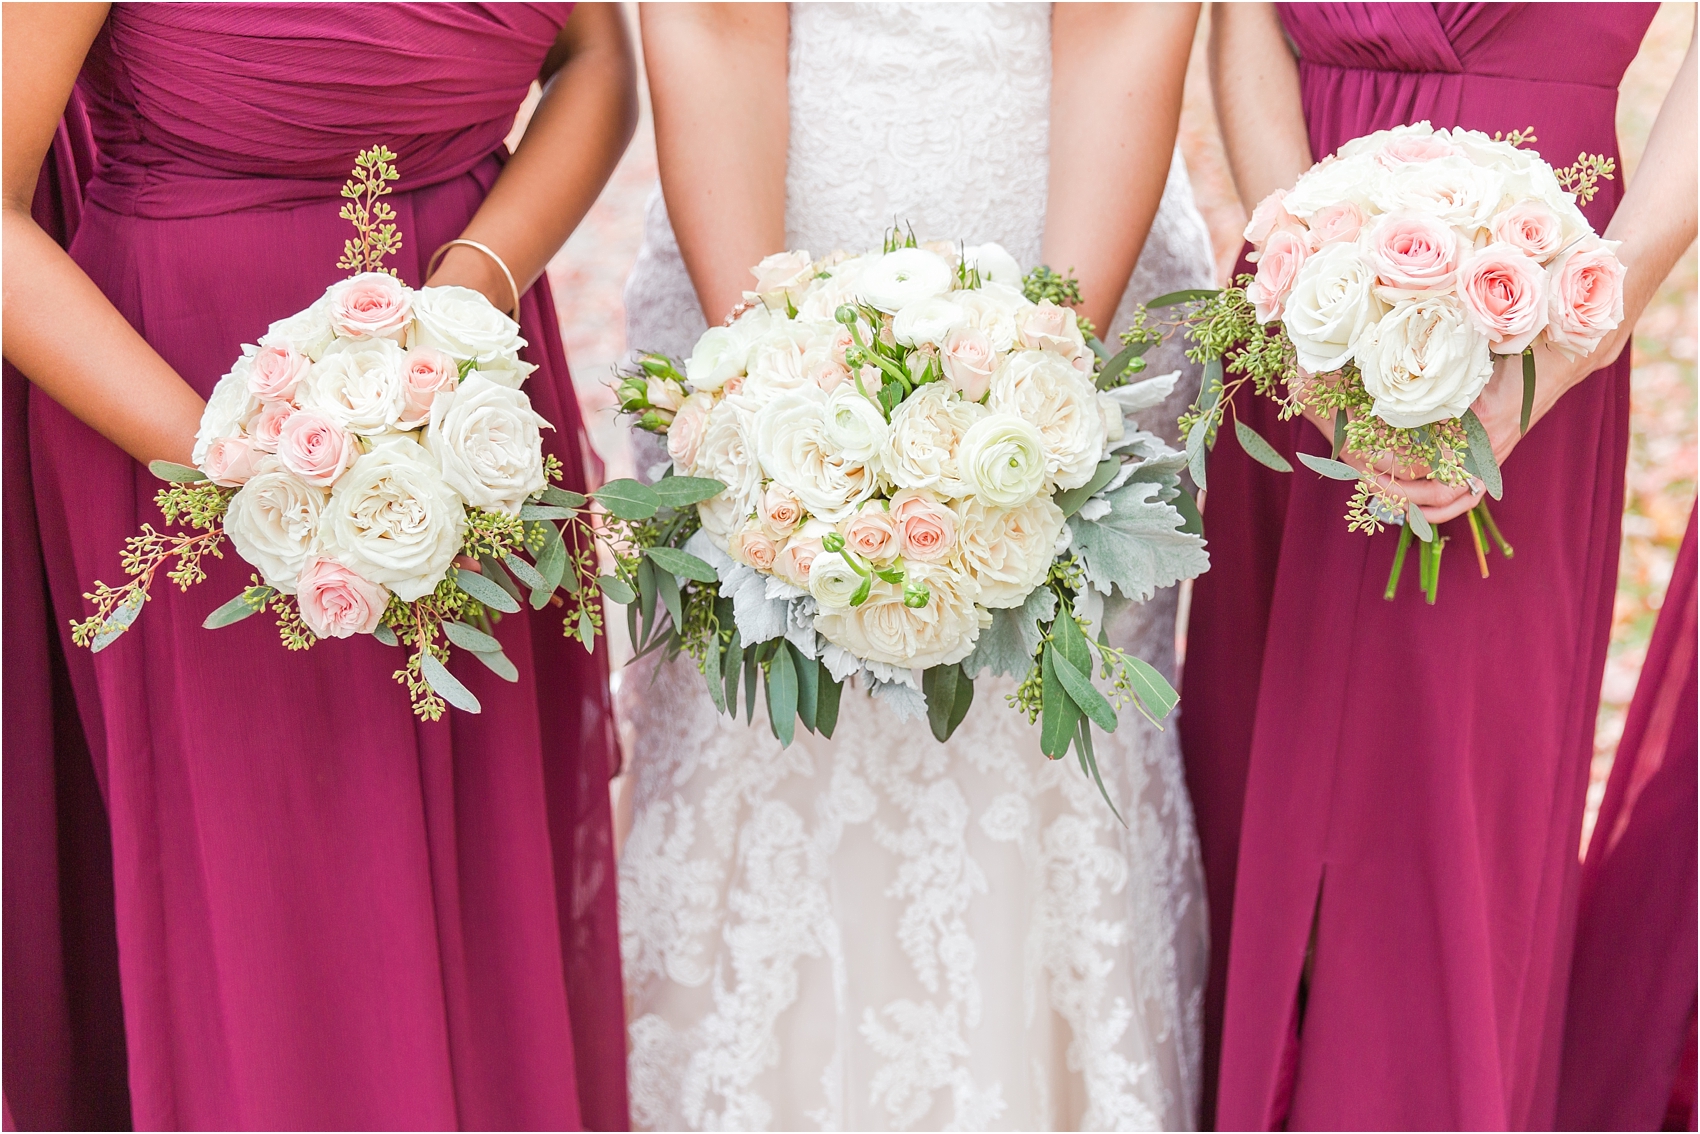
[{"xmin": 528, "ymin": 4, "xmax": 1697, "ymax": 848}]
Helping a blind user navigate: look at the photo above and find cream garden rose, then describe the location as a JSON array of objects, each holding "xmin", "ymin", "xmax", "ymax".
[
  {"xmin": 426, "ymin": 373, "xmax": 552, "ymax": 516},
  {"xmin": 326, "ymin": 272, "xmax": 413, "ymax": 342},
  {"xmin": 193, "ymin": 366, "xmax": 260, "ymax": 467},
  {"xmin": 409, "ymin": 285, "xmax": 534, "ymax": 387},
  {"xmin": 303, "ymin": 338, "xmax": 409, "ymax": 436},
  {"xmin": 317, "ymin": 439, "xmax": 466, "ymax": 602},
  {"xmin": 882, "ymin": 381, "xmax": 985, "ymax": 495},
  {"xmin": 755, "ymin": 389, "xmax": 878, "ymax": 522},
  {"xmin": 987, "ymin": 350, "xmax": 1104, "ymax": 490},
  {"xmin": 693, "ymin": 400, "xmax": 764, "ymax": 546},
  {"xmin": 222, "ymin": 466, "xmax": 327, "ymax": 594},
  {"xmin": 1355, "ymin": 294, "xmax": 1494, "ymax": 428},
  {"xmin": 1282, "ymin": 242, "xmax": 1388, "ymax": 373},
  {"xmin": 953, "ymin": 493, "xmax": 1066, "ymax": 608},
  {"xmin": 812, "ymin": 562, "xmax": 987, "ymax": 670}
]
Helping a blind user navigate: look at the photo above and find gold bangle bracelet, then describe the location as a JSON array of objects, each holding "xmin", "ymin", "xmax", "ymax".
[{"xmin": 426, "ymin": 238, "xmax": 522, "ymax": 320}]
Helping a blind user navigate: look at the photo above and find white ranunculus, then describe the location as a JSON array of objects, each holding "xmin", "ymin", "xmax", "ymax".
[
  {"xmin": 954, "ymin": 283, "xmax": 1028, "ymax": 352},
  {"xmin": 317, "ymin": 438, "xmax": 465, "ymax": 601},
  {"xmin": 194, "ymin": 362, "xmax": 261, "ymax": 468},
  {"xmin": 954, "ymin": 493, "xmax": 1065, "ymax": 609},
  {"xmin": 807, "ymin": 550, "xmax": 867, "ymax": 610},
  {"xmin": 259, "ymin": 296, "xmax": 337, "ymax": 361},
  {"xmin": 987, "ymin": 350, "xmax": 1105, "ymax": 490},
  {"xmin": 684, "ymin": 326, "xmax": 749, "ymax": 392},
  {"xmin": 1371, "ymin": 155, "xmax": 1505, "ymax": 235},
  {"xmin": 892, "ymin": 296, "xmax": 968, "ymax": 347},
  {"xmin": 882, "ymin": 382, "xmax": 985, "ymax": 496},
  {"xmin": 822, "ymin": 384, "xmax": 888, "ymax": 467},
  {"xmin": 1355, "ymin": 294, "xmax": 1495, "ymax": 428},
  {"xmin": 692, "ymin": 399, "xmax": 764, "ymax": 547},
  {"xmin": 222, "ymin": 464, "xmax": 327, "ymax": 594},
  {"xmin": 754, "ymin": 389, "xmax": 877, "ymax": 522},
  {"xmin": 409, "ymin": 286, "xmax": 534, "ymax": 385},
  {"xmin": 956, "ymin": 412, "xmax": 1048, "ymax": 509},
  {"xmin": 301, "ymin": 337, "xmax": 410, "ymax": 436},
  {"xmin": 1281, "ymin": 242, "xmax": 1389, "ymax": 374},
  {"xmin": 857, "ymin": 248, "xmax": 954, "ymax": 313},
  {"xmin": 963, "ymin": 242, "xmax": 1024, "ymax": 289},
  {"xmin": 1281, "ymin": 152, "xmax": 1384, "ymax": 220},
  {"xmin": 813, "ymin": 561, "xmax": 987, "ymax": 669},
  {"xmin": 425, "ymin": 373, "xmax": 551, "ymax": 516}
]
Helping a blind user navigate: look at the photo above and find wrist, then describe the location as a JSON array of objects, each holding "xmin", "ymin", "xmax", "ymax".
[{"xmin": 425, "ymin": 244, "xmax": 516, "ymax": 314}]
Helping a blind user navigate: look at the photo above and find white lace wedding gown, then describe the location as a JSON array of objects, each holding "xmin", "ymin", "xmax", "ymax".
[{"xmin": 617, "ymin": 5, "xmax": 1215, "ymax": 1129}]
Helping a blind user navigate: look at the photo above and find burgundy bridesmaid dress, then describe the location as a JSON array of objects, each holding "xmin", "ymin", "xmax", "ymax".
[
  {"xmin": 1179, "ymin": 4, "xmax": 1658, "ymax": 1128},
  {"xmin": 1558, "ymin": 505, "xmax": 1697, "ymax": 1132},
  {"xmin": 18, "ymin": 6, "xmax": 626, "ymax": 1129}
]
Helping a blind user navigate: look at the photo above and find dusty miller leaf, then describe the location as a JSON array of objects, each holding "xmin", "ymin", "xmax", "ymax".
[{"xmin": 1068, "ymin": 480, "xmax": 1209, "ymax": 603}]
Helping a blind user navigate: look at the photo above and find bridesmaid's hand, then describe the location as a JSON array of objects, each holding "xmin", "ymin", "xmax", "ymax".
[
  {"xmin": 425, "ymin": 243, "xmax": 516, "ymax": 314},
  {"xmin": 1299, "ymin": 404, "xmax": 1481, "ymax": 523}
]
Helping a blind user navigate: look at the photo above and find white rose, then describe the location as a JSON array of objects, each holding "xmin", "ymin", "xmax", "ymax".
[
  {"xmin": 1441, "ymin": 127, "xmax": 1539, "ymax": 176},
  {"xmin": 1355, "ymin": 294, "xmax": 1494, "ymax": 428},
  {"xmin": 684, "ymin": 326, "xmax": 749, "ymax": 392},
  {"xmin": 857, "ymin": 248, "xmax": 954, "ymax": 313},
  {"xmin": 807, "ymin": 550, "xmax": 867, "ymax": 610},
  {"xmin": 409, "ymin": 285, "xmax": 535, "ymax": 386},
  {"xmin": 692, "ymin": 399, "xmax": 764, "ymax": 547},
  {"xmin": 1016, "ymin": 298, "xmax": 1088, "ymax": 357},
  {"xmin": 1281, "ymin": 152, "xmax": 1384, "ymax": 220},
  {"xmin": 424, "ymin": 373, "xmax": 552, "ymax": 516},
  {"xmin": 737, "ymin": 323, "xmax": 819, "ymax": 409},
  {"xmin": 1336, "ymin": 121, "xmax": 1438, "ymax": 160},
  {"xmin": 316, "ymin": 438, "xmax": 466, "ymax": 602},
  {"xmin": 1371, "ymin": 156, "xmax": 1505, "ymax": 235},
  {"xmin": 822, "ymin": 383, "xmax": 889, "ymax": 467},
  {"xmin": 882, "ymin": 380, "xmax": 986, "ymax": 496},
  {"xmin": 957, "ymin": 412, "xmax": 1048, "ymax": 508},
  {"xmin": 194, "ymin": 362, "xmax": 260, "ymax": 467},
  {"xmin": 892, "ymin": 296, "xmax": 968, "ymax": 347},
  {"xmin": 954, "ymin": 493, "xmax": 1066, "ymax": 609},
  {"xmin": 954, "ymin": 283, "xmax": 1028, "ymax": 352},
  {"xmin": 813, "ymin": 561, "xmax": 987, "ymax": 670},
  {"xmin": 1282, "ymin": 242, "xmax": 1389, "ymax": 374},
  {"xmin": 222, "ymin": 464, "xmax": 326, "ymax": 594},
  {"xmin": 796, "ymin": 255, "xmax": 871, "ymax": 322},
  {"xmin": 753, "ymin": 389, "xmax": 878, "ymax": 522},
  {"xmin": 749, "ymin": 249, "xmax": 815, "ymax": 301},
  {"xmin": 667, "ymin": 390, "xmax": 716, "ymax": 469},
  {"xmin": 987, "ymin": 350, "xmax": 1105, "ymax": 490},
  {"xmin": 963, "ymin": 242, "xmax": 1024, "ymax": 289},
  {"xmin": 301, "ymin": 337, "xmax": 409, "ymax": 436},
  {"xmin": 259, "ymin": 296, "xmax": 337, "ymax": 361}
]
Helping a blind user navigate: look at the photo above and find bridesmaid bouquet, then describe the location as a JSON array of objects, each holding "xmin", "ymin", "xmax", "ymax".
[
  {"xmin": 613, "ymin": 230, "xmax": 1207, "ymax": 811},
  {"xmin": 71, "ymin": 148, "xmax": 638, "ymax": 720},
  {"xmin": 1149, "ymin": 121, "xmax": 1625, "ymax": 601}
]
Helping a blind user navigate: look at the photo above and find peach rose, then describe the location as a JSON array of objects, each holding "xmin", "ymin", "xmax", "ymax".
[
  {"xmin": 1490, "ymin": 201, "xmax": 1564, "ymax": 263},
  {"xmin": 276, "ymin": 409, "xmax": 356, "ymax": 486},
  {"xmin": 666, "ymin": 391, "xmax": 715, "ymax": 470},
  {"xmin": 202, "ymin": 435, "xmax": 263, "ymax": 487},
  {"xmin": 1017, "ymin": 300, "xmax": 1086, "ymax": 357},
  {"xmin": 889, "ymin": 490, "xmax": 956, "ymax": 563},
  {"xmin": 295, "ymin": 555, "xmax": 389, "ymax": 639},
  {"xmin": 1363, "ymin": 211, "xmax": 1466, "ymax": 298},
  {"xmin": 1545, "ymin": 238, "xmax": 1626, "ymax": 359},
  {"xmin": 772, "ymin": 519, "xmax": 831, "ymax": 589},
  {"xmin": 326, "ymin": 272, "xmax": 412, "ymax": 342},
  {"xmin": 1376, "ymin": 134, "xmax": 1459, "ymax": 168},
  {"xmin": 1456, "ymin": 242, "xmax": 1550, "ymax": 354},
  {"xmin": 396, "ymin": 346, "xmax": 460, "ymax": 430},
  {"xmin": 1306, "ymin": 201, "xmax": 1364, "ymax": 249},
  {"xmin": 250, "ymin": 401, "xmax": 294, "ymax": 453},
  {"xmin": 1243, "ymin": 188, "xmax": 1299, "ymax": 244},
  {"xmin": 761, "ymin": 482, "xmax": 804, "ymax": 532},
  {"xmin": 1245, "ymin": 229, "xmax": 1310, "ymax": 323},
  {"xmin": 843, "ymin": 502, "xmax": 898, "ymax": 563},
  {"xmin": 728, "ymin": 521, "xmax": 780, "ymax": 572},
  {"xmin": 940, "ymin": 326, "xmax": 997, "ymax": 402},
  {"xmin": 247, "ymin": 344, "xmax": 310, "ymax": 403}
]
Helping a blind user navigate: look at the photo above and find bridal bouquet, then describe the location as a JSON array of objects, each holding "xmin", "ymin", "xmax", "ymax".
[
  {"xmin": 613, "ymin": 231, "xmax": 1208, "ymax": 809},
  {"xmin": 1150, "ymin": 122, "xmax": 1625, "ymax": 601},
  {"xmin": 72, "ymin": 147, "xmax": 635, "ymax": 720}
]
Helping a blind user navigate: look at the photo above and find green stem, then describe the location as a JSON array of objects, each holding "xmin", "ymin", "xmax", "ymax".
[
  {"xmin": 1466, "ymin": 506, "xmax": 1491, "ymax": 579},
  {"xmin": 1478, "ymin": 500, "xmax": 1514, "ymax": 559},
  {"xmin": 1385, "ymin": 522, "xmax": 1415, "ymax": 601}
]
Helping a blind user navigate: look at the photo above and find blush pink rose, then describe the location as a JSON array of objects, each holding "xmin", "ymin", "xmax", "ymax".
[
  {"xmin": 721, "ymin": 374, "xmax": 746, "ymax": 397},
  {"xmin": 396, "ymin": 346, "xmax": 459, "ymax": 429},
  {"xmin": 326, "ymin": 272, "xmax": 413, "ymax": 341},
  {"xmin": 247, "ymin": 344, "xmax": 310, "ymax": 403},
  {"xmin": 1490, "ymin": 201, "xmax": 1564, "ymax": 263},
  {"xmin": 249, "ymin": 401, "xmax": 294, "ymax": 453},
  {"xmin": 940, "ymin": 326, "xmax": 996, "ymax": 401},
  {"xmin": 773, "ymin": 532, "xmax": 825, "ymax": 589},
  {"xmin": 761, "ymin": 483, "xmax": 803, "ymax": 532},
  {"xmin": 1243, "ymin": 188, "xmax": 1299, "ymax": 245},
  {"xmin": 1245, "ymin": 229, "xmax": 1310, "ymax": 323},
  {"xmin": 1364, "ymin": 211, "xmax": 1466, "ymax": 297},
  {"xmin": 202, "ymin": 435, "xmax": 263, "ymax": 487},
  {"xmin": 295, "ymin": 555, "xmax": 389, "ymax": 639},
  {"xmin": 1306, "ymin": 201, "xmax": 1365, "ymax": 249},
  {"xmin": 729, "ymin": 523, "xmax": 779, "ymax": 572},
  {"xmin": 1545, "ymin": 239, "xmax": 1627, "ymax": 359},
  {"xmin": 843, "ymin": 504, "xmax": 897, "ymax": 562},
  {"xmin": 1376, "ymin": 134, "xmax": 1459, "ymax": 168},
  {"xmin": 276, "ymin": 409, "xmax": 356, "ymax": 486},
  {"xmin": 1017, "ymin": 300, "xmax": 1083, "ymax": 355},
  {"xmin": 829, "ymin": 326, "xmax": 854, "ymax": 368},
  {"xmin": 889, "ymin": 490, "xmax": 956, "ymax": 562},
  {"xmin": 1456, "ymin": 242, "xmax": 1550, "ymax": 353}
]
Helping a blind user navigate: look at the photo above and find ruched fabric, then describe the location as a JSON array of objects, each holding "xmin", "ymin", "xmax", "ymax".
[
  {"xmin": 15, "ymin": 6, "xmax": 628, "ymax": 1129},
  {"xmin": 1178, "ymin": 4, "xmax": 1657, "ymax": 1129}
]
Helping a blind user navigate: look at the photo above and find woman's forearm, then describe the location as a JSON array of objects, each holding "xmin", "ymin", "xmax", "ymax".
[
  {"xmin": 428, "ymin": 3, "xmax": 639, "ymax": 308},
  {"xmin": 641, "ymin": 2, "xmax": 788, "ymax": 324},
  {"xmin": 1043, "ymin": 3, "xmax": 1199, "ymax": 333},
  {"xmin": 1209, "ymin": 2, "xmax": 1311, "ymax": 215}
]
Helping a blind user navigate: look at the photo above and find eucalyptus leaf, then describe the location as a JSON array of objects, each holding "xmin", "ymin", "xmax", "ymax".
[
  {"xmin": 1050, "ymin": 649, "xmax": 1118, "ymax": 732},
  {"xmin": 1125, "ymin": 655, "xmax": 1179, "ymax": 719},
  {"xmin": 743, "ymin": 648, "xmax": 759, "ymax": 721},
  {"xmin": 148, "ymin": 460, "xmax": 206, "ymax": 483},
  {"xmin": 442, "ymin": 620, "xmax": 502, "ymax": 653},
  {"xmin": 645, "ymin": 546, "xmax": 719, "ymax": 584},
  {"xmin": 923, "ymin": 663, "xmax": 961, "ymax": 743},
  {"xmin": 91, "ymin": 592, "xmax": 147, "ymax": 653},
  {"xmin": 1296, "ymin": 452, "xmax": 1362, "ymax": 481},
  {"xmin": 478, "ymin": 555, "xmax": 525, "ymax": 607},
  {"xmin": 421, "ymin": 653, "xmax": 482, "ymax": 713},
  {"xmin": 791, "ymin": 641, "xmax": 819, "ymax": 733},
  {"xmin": 518, "ymin": 504, "xmax": 576, "ymax": 521},
  {"xmin": 1039, "ymin": 646, "xmax": 1081, "ymax": 759},
  {"xmin": 372, "ymin": 623, "xmax": 399, "ymax": 647},
  {"xmin": 1075, "ymin": 716, "xmax": 1126, "ymax": 826},
  {"xmin": 1406, "ymin": 501, "xmax": 1434, "ymax": 542},
  {"xmin": 1234, "ymin": 419, "xmax": 1294, "ymax": 473},
  {"xmin": 1145, "ymin": 288, "xmax": 1220, "ymax": 308},
  {"xmin": 578, "ymin": 610, "xmax": 596, "ymax": 651},
  {"xmin": 1332, "ymin": 410, "xmax": 1348, "ymax": 460},
  {"xmin": 504, "ymin": 552, "xmax": 547, "ymax": 592},
  {"xmin": 457, "ymin": 566, "xmax": 520, "ymax": 614},
  {"xmin": 591, "ymin": 478, "xmax": 661, "ymax": 520},
  {"xmin": 203, "ymin": 587, "xmax": 273, "ymax": 630},
  {"xmin": 815, "ymin": 665, "xmax": 842, "ymax": 739},
  {"xmin": 1052, "ymin": 458, "xmax": 1122, "ymax": 518},
  {"xmin": 1520, "ymin": 349, "xmax": 1537, "ymax": 436},
  {"xmin": 597, "ymin": 574, "xmax": 635, "ymax": 604},
  {"xmin": 1459, "ymin": 409, "xmax": 1503, "ymax": 500},
  {"xmin": 539, "ymin": 485, "xmax": 588, "ymax": 509},
  {"xmin": 636, "ymin": 556, "xmax": 657, "ymax": 644},
  {"xmin": 724, "ymin": 628, "xmax": 744, "ymax": 719},
  {"xmin": 1094, "ymin": 342, "xmax": 1142, "ymax": 391},
  {"xmin": 654, "ymin": 565, "xmax": 683, "ymax": 631},
  {"xmin": 703, "ymin": 630, "xmax": 726, "ymax": 713},
  {"xmin": 767, "ymin": 645, "xmax": 798, "ymax": 747},
  {"xmin": 651, "ymin": 476, "xmax": 726, "ymax": 509},
  {"xmin": 469, "ymin": 645, "xmax": 519, "ymax": 683},
  {"xmin": 947, "ymin": 666, "xmax": 974, "ymax": 738}
]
